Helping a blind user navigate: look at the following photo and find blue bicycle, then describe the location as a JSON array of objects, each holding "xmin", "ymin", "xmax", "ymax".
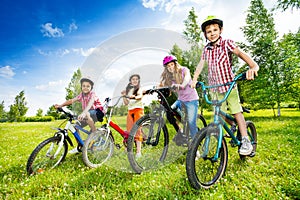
[{"xmin": 186, "ymin": 72, "xmax": 257, "ymax": 189}]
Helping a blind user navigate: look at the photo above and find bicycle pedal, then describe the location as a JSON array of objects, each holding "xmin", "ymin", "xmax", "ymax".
[
  {"xmin": 115, "ymin": 144, "xmax": 121, "ymax": 149},
  {"xmin": 229, "ymin": 139, "xmax": 237, "ymax": 147}
]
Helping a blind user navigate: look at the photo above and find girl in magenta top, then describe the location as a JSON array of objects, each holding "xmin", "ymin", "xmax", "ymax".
[{"xmin": 160, "ymin": 55, "xmax": 199, "ymax": 142}]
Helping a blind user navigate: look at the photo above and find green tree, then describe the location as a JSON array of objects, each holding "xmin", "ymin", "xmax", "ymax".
[
  {"xmin": 36, "ymin": 108, "xmax": 43, "ymax": 117},
  {"xmin": 181, "ymin": 7, "xmax": 204, "ymax": 74},
  {"xmin": 240, "ymin": 0, "xmax": 282, "ymax": 115},
  {"xmin": 46, "ymin": 105, "xmax": 61, "ymax": 119},
  {"xmin": 65, "ymin": 68, "xmax": 82, "ymax": 113},
  {"xmin": 276, "ymin": 0, "xmax": 300, "ymax": 10},
  {"xmin": 0, "ymin": 101, "xmax": 7, "ymax": 121},
  {"xmin": 183, "ymin": 7, "xmax": 203, "ymax": 45},
  {"xmin": 277, "ymin": 30, "xmax": 300, "ymax": 109},
  {"xmin": 7, "ymin": 90, "xmax": 28, "ymax": 121},
  {"xmin": 173, "ymin": 7, "xmax": 207, "ymax": 113}
]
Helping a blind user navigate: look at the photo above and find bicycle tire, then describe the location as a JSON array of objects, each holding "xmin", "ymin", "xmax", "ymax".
[
  {"xmin": 82, "ymin": 129, "xmax": 114, "ymax": 168},
  {"xmin": 239, "ymin": 121, "xmax": 257, "ymax": 159},
  {"xmin": 127, "ymin": 114, "xmax": 169, "ymax": 174},
  {"xmin": 186, "ymin": 125, "xmax": 228, "ymax": 189},
  {"xmin": 197, "ymin": 114, "xmax": 207, "ymax": 130},
  {"xmin": 26, "ymin": 136, "xmax": 68, "ymax": 175}
]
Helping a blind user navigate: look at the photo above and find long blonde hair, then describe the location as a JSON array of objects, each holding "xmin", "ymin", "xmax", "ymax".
[{"xmin": 160, "ymin": 62, "xmax": 183, "ymax": 87}]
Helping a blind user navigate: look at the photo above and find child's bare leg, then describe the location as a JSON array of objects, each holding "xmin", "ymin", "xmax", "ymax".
[
  {"xmin": 234, "ymin": 112, "xmax": 247, "ymax": 137},
  {"xmin": 136, "ymin": 141, "xmax": 141, "ymax": 154},
  {"xmin": 86, "ymin": 112, "xmax": 96, "ymax": 132}
]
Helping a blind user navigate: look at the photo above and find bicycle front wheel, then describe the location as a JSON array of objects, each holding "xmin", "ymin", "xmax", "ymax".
[
  {"xmin": 127, "ymin": 114, "xmax": 169, "ymax": 174},
  {"xmin": 26, "ymin": 136, "xmax": 68, "ymax": 175},
  {"xmin": 82, "ymin": 129, "xmax": 114, "ymax": 168},
  {"xmin": 186, "ymin": 125, "xmax": 228, "ymax": 189}
]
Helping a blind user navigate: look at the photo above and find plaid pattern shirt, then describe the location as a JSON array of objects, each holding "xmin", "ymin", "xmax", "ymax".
[
  {"xmin": 201, "ymin": 37, "xmax": 237, "ymax": 93},
  {"xmin": 76, "ymin": 91, "xmax": 102, "ymax": 111}
]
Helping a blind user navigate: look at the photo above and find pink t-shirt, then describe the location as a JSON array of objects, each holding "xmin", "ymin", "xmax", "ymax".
[{"xmin": 76, "ymin": 91, "xmax": 102, "ymax": 111}]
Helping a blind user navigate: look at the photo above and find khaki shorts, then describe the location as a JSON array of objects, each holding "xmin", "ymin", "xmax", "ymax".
[{"xmin": 213, "ymin": 88, "xmax": 243, "ymax": 114}]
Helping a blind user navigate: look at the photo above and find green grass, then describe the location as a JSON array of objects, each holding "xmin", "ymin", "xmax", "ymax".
[{"xmin": 0, "ymin": 109, "xmax": 299, "ymax": 199}]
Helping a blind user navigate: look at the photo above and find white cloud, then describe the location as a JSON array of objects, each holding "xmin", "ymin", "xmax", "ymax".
[
  {"xmin": 41, "ymin": 22, "xmax": 64, "ymax": 38},
  {"xmin": 69, "ymin": 22, "xmax": 78, "ymax": 33},
  {"xmin": 142, "ymin": 0, "xmax": 211, "ymax": 32},
  {"xmin": 0, "ymin": 65, "xmax": 15, "ymax": 78},
  {"xmin": 35, "ymin": 80, "xmax": 68, "ymax": 91},
  {"xmin": 142, "ymin": 0, "xmax": 163, "ymax": 11},
  {"xmin": 72, "ymin": 47, "xmax": 96, "ymax": 57}
]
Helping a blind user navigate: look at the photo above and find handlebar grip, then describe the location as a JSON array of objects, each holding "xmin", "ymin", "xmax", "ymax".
[
  {"xmin": 241, "ymin": 72, "xmax": 247, "ymax": 80},
  {"xmin": 57, "ymin": 107, "xmax": 63, "ymax": 112}
]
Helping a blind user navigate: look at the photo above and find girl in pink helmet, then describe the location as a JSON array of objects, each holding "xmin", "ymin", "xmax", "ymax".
[{"xmin": 160, "ymin": 55, "xmax": 199, "ymax": 144}]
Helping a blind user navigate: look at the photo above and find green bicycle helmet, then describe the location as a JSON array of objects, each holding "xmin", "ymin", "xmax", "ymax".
[{"xmin": 201, "ymin": 15, "xmax": 223, "ymax": 32}]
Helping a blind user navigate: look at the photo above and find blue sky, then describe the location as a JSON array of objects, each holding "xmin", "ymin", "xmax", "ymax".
[{"xmin": 0, "ymin": 0, "xmax": 299, "ymax": 116}]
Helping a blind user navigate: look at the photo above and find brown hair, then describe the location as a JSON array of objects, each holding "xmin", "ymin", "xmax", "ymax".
[
  {"xmin": 126, "ymin": 74, "xmax": 140, "ymax": 95},
  {"xmin": 160, "ymin": 62, "xmax": 183, "ymax": 87}
]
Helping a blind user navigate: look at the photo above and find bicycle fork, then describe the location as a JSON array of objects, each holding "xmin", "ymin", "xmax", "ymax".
[
  {"xmin": 202, "ymin": 124, "xmax": 222, "ymax": 162},
  {"xmin": 47, "ymin": 132, "xmax": 65, "ymax": 159},
  {"xmin": 146, "ymin": 115, "xmax": 163, "ymax": 146}
]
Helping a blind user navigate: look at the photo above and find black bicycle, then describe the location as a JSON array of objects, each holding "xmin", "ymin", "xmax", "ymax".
[
  {"xmin": 127, "ymin": 87, "xmax": 207, "ymax": 173},
  {"xmin": 186, "ymin": 72, "xmax": 257, "ymax": 189}
]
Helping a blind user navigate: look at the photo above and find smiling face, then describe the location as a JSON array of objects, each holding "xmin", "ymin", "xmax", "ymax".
[
  {"xmin": 81, "ymin": 81, "xmax": 92, "ymax": 94},
  {"xmin": 205, "ymin": 23, "xmax": 222, "ymax": 43},
  {"xmin": 130, "ymin": 75, "xmax": 140, "ymax": 86},
  {"xmin": 166, "ymin": 61, "xmax": 176, "ymax": 73}
]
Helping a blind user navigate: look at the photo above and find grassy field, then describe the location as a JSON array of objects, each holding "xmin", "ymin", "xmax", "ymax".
[{"xmin": 0, "ymin": 109, "xmax": 299, "ymax": 199}]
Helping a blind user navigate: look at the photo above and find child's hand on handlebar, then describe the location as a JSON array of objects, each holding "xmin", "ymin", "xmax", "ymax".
[
  {"xmin": 54, "ymin": 104, "xmax": 61, "ymax": 109},
  {"xmin": 246, "ymin": 66, "xmax": 259, "ymax": 80},
  {"xmin": 191, "ymin": 80, "xmax": 197, "ymax": 88},
  {"xmin": 171, "ymin": 84, "xmax": 181, "ymax": 90},
  {"xmin": 78, "ymin": 112, "xmax": 87, "ymax": 121}
]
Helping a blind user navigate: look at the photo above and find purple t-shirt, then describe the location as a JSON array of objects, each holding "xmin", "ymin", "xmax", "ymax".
[{"xmin": 177, "ymin": 67, "xmax": 199, "ymax": 102}]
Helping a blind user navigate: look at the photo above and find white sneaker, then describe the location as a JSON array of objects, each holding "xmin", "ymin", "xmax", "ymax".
[
  {"xmin": 239, "ymin": 137, "xmax": 253, "ymax": 155},
  {"xmin": 69, "ymin": 148, "xmax": 79, "ymax": 154},
  {"xmin": 136, "ymin": 152, "xmax": 142, "ymax": 158}
]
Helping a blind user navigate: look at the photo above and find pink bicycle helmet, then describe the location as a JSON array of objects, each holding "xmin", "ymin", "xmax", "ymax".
[{"xmin": 163, "ymin": 55, "xmax": 177, "ymax": 66}]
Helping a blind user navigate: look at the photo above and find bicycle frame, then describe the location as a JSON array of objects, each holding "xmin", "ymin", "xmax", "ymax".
[
  {"xmin": 100, "ymin": 96, "xmax": 131, "ymax": 146},
  {"xmin": 197, "ymin": 72, "xmax": 246, "ymax": 160},
  {"xmin": 144, "ymin": 87, "xmax": 182, "ymax": 128}
]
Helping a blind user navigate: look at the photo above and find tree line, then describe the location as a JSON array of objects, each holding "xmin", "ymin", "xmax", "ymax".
[{"xmin": 0, "ymin": 0, "xmax": 299, "ymax": 122}]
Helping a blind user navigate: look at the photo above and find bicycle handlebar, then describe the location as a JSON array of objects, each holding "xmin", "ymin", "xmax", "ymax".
[
  {"xmin": 196, "ymin": 72, "xmax": 247, "ymax": 106},
  {"xmin": 143, "ymin": 86, "xmax": 174, "ymax": 96}
]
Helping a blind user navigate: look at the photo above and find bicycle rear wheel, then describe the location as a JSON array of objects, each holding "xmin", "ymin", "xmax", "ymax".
[
  {"xmin": 186, "ymin": 125, "xmax": 228, "ymax": 189},
  {"xmin": 26, "ymin": 135, "xmax": 68, "ymax": 175},
  {"xmin": 127, "ymin": 114, "xmax": 169, "ymax": 174},
  {"xmin": 82, "ymin": 128, "xmax": 114, "ymax": 168}
]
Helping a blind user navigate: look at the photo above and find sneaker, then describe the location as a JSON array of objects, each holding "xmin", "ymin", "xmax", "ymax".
[
  {"xmin": 69, "ymin": 147, "xmax": 79, "ymax": 154},
  {"xmin": 172, "ymin": 132, "xmax": 188, "ymax": 146},
  {"xmin": 136, "ymin": 152, "xmax": 142, "ymax": 158},
  {"xmin": 239, "ymin": 137, "xmax": 253, "ymax": 155}
]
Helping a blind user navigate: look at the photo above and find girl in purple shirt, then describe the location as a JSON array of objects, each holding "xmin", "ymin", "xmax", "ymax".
[{"xmin": 160, "ymin": 55, "xmax": 199, "ymax": 143}]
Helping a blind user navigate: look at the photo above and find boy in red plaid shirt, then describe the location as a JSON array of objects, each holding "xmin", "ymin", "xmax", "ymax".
[{"xmin": 192, "ymin": 16, "xmax": 259, "ymax": 155}]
